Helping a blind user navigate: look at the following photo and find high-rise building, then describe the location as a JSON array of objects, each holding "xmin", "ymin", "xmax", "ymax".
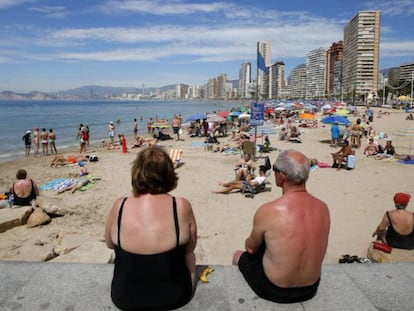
[
  {"xmin": 257, "ymin": 40, "xmax": 271, "ymax": 99},
  {"xmin": 326, "ymin": 41, "xmax": 343, "ymax": 99},
  {"xmin": 239, "ymin": 62, "xmax": 252, "ymax": 99},
  {"xmin": 343, "ymin": 11, "xmax": 381, "ymax": 101},
  {"xmin": 306, "ymin": 47, "xmax": 326, "ymax": 100},
  {"xmin": 271, "ymin": 61, "xmax": 285, "ymax": 100},
  {"xmin": 399, "ymin": 62, "xmax": 414, "ymax": 82},
  {"xmin": 289, "ymin": 64, "xmax": 306, "ymax": 99}
]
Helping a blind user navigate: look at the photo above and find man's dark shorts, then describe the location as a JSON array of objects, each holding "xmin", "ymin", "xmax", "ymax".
[
  {"xmin": 238, "ymin": 245, "xmax": 320, "ymax": 304},
  {"xmin": 173, "ymin": 126, "xmax": 179, "ymax": 134}
]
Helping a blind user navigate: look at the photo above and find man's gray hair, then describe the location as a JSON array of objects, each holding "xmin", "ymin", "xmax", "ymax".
[{"xmin": 274, "ymin": 150, "xmax": 309, "ymax": 185}]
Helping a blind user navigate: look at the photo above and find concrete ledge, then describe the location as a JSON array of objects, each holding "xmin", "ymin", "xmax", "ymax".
[{"xmin": 0, "ymin": 262, "xmax": 413, "ymax": 310}]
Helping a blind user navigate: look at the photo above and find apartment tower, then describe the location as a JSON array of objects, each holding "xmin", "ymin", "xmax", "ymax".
[
  {"xmin": 257, "ymin": 40, "xmax": 271, "ymax": 99},
  {"xmin": 306, "ymin": 47, "xmax": 326, "ymax": 100},
  {"xmin": 343, "ymin": 11, "xmax": 381, "ymax": 101},
  {"xmin": 271, "ymin": 61, "xmax": 285, "ymax": 100},
  {"xmin": 239, "ymin": 62, "xmax": 252, "ymax": 99},
  {"xmin": 326, "ymin": 41, "xmax": 343, "ymax": 99}
]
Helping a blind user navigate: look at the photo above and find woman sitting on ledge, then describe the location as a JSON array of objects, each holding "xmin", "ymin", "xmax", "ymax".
[{"xmin": 372, "ymin": 192, "xmax": 414, "ymax": 250}]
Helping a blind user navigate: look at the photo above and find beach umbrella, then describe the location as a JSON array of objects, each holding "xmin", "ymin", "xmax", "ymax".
[
  {"xmin": 217, "ymin": 111, "xmax": 229, "ymax": 118},
  {"xmin": 322, "ymin": 104, "xmax": 332, "ymax": 110},
  {"xmin": 398, "ymin": 95, "xmax": 411, "ymax": 101},
  {"xmin": 186, "ymin": 113, "xmax": 206, "ymax": 121},
  {"xmin": 394, "ymin": 127, "xmax": 414, "ymax": 154},
  {"xmin": 151, "ymin": 121, "xmax": 170, "ymax": 128},
  {"xmin": 299, "ymin": 113, "xmax": 315, "ymax": 120},
  {"xmin": 335, "ymin": 109, "xmax": 349, "ymax": 116},
  {"xmin": 321, "ymin": 115, "xmax": 350, "ymax": 125},
  {"xmin": 230, "ymin": 111, "xmax": 242, "ymax": 117},
  {"xmin": 238, "ymin": 112, "xmax": 250, "ymax": 119},
  {"xmin": 206, "ymin": 114, "xmax": 226, "ymax": 122}
]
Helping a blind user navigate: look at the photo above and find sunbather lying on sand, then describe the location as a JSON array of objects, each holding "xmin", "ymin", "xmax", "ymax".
[{"xmin": 49, "ymin": 155, "xmax": 88, "ymax": 167}]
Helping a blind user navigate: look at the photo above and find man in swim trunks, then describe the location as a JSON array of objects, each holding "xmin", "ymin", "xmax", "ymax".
[
  {"xmin": 40, "ymin": 128, "xmax": 49, "ymax": 156},
  {"xmin": 233, "ymin": 150, "xmax": 330, "ymax": 303},
  {"xmin": 22, "ymin": 130, "xmax": 31, "ymax": 157},
  {"xmin": 49, "ymin": 129, "xmax": 57, "ymax": 154},
  {"xmin": 171, "ymin": 115, "xmax": 181, "ymax": 141}
]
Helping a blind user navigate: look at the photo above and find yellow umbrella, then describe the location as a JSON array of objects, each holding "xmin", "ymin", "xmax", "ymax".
[
  {"xmin": 398, "ymin": 95, "xmax": 411, "ymax": 101},
  {"xmin": 335, "ymin": 109, "xmax": 349, "ymax": 116}
]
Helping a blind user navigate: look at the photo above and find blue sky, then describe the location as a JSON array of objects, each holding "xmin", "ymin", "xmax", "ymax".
[{"xmin": 0, "ymin": 0, "xmax": 413, "ymax": 93}]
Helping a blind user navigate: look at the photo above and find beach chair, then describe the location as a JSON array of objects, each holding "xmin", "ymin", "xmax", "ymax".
[
  {"xmin": 169, "ymin": 149, "xmax": 184, "ymax": 168},
  {"xmin": 241, "ymin": 181, "xmax": 267, "ymax": 198},
  {"xmin": 241, "ymin": 141, "xmax": 256, "ymax": 161}
]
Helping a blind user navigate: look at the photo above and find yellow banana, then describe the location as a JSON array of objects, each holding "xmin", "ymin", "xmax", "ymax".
[{"xmin": 199, "ymin": 267, "xmax": 214, "ymax": 283}]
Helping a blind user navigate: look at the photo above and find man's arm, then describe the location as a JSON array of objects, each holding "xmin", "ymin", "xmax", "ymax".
[{"xmin": 245, "ymin": 207, "xmax": 267, "ymax": 254}]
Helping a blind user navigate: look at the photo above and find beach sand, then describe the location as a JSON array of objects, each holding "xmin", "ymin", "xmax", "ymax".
[{"xmin": 0, "ymin": 107, "xmax": 413, "ymax": 264}]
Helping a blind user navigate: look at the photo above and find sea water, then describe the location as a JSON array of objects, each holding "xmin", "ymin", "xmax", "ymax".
[{"xmin": 0, "ymin": 99, "xmax": 242, "ymax": 162}]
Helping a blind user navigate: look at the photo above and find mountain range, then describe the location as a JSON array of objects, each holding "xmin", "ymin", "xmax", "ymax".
[{"xmin": 0, "ymin": 84, "xmax": 178, "ymax": 100}]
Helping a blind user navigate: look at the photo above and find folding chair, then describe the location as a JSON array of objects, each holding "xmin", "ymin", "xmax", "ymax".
[{"xmin": 241, "ymin": 141, "xmax": 256, "ymax": 161}]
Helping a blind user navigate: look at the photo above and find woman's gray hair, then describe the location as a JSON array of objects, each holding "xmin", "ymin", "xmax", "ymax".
[{"xmin": 274, "ymin": 150, "xmax": 310, "ymax": 185}]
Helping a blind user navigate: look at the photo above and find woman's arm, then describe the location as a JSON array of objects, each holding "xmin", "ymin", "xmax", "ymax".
[
  {"xmin": 372, "ymin": 213, "xmax": 389, "ymax": 243},
  {"xmin": 104, "ymin": 198, "xmax": 122, "ymax": 249},
  {"xmin": 180, "ymin": 198, "xmax": 198, "ymax": 288}
]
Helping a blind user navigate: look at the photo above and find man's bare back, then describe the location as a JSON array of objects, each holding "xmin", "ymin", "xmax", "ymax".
[
  {"xmin": 234, "ymin": 150, "xmax": 330, "ymax": 303},
  {"xmin": 258, "ymin": 191, "xmax": 329, "ymax": 287}
]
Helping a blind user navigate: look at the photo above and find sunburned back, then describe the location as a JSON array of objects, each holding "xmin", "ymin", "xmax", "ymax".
[
  {"xmin": 13, "ymin": 179, "xmax": 33, "ymax": 198},
  {"xmin": 388, "ymin": 210, "xmax": 414, "ymax": 235},
  {"xmin": 112, "ymin": 194, "xmax": 190, "ymax": 255},
  {"xmin": 262, "ymin": 192, "xmax": 330, "ymax": 288}
]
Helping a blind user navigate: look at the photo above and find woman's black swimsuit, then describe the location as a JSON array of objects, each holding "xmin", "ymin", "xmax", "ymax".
[
  {"xmin": 12, "ymin": 179, "xmax": 36, "ymax": 206},
  {"xmin": 111, "ymin": 197, "xmax": 193, "ymax": 311},
  {"xmin": 386, "ymin": 211, "xmax": 414, "ymax": 250},
  {"xmin": 238, "ymin": 243, "xmax": 320, "ymax": 304}
]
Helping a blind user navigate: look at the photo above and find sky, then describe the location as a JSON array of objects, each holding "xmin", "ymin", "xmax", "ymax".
[{"xmin": 0, "ymin": 0, "xmax": 413, "ymax": 93}]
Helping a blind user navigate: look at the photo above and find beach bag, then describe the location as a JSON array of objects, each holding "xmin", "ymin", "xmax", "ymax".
[
  {"xmin": 89, "ymin": 155, "xmax": 99, "ymax": 162},
  {"xmin": 347, "ymin": 155, "xmax": 355, "ymax": 169},
  {"xmin": 372, "ymin": 241, "xmax": 392, "ymax": 253}
]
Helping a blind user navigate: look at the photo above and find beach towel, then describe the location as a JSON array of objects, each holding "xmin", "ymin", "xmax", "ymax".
[
  {"xmin": 169, "ymin": 149, "xmax": 184, "ymax": 167},
  {"xmin": 190, "ymin": 142, "xmax": 206, "ymax": 147},
  {"xmin": 398, "ymin": 160, "xmax": 414, "ymax": 165},
  {"xmin": 40, "ymin": 178, "xmax": 75, "ymax": 191}
]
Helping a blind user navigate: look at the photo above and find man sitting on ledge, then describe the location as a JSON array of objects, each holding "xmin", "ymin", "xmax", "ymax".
[{"xmin": 232, "ymin": 150, "xmax": 330, "ymax": 303}]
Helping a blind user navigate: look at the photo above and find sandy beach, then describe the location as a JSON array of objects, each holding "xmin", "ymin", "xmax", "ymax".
[{"xmin": 0, "ymin": 107, "xmax": 413, "ymax": 264}]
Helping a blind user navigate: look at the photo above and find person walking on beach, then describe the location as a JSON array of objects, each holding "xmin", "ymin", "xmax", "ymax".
[
  {"xmin": 49, "ymin": 129, "xmax": 57, "ymax": 154},
  {"xmin": 33, "ymin": 128, "xmax": 39, "ymax": 157},
  {"xmin": 40, "ymin": 128, "xmax": 49, "ymax": 156},
  {"xmin": 147, "ymin": 117, "xmax": 153, "ymax": 134},
  {"xmin": 79, "ymin": 127, "xmax": 88, "ymax": 154},
  {"xmin": 22, "ymin": 130, "xmax": 31, "ymax": 157},
  {"xmin": 133, "ymin": 118, "xmax": 138, "ymax": 137},
  {"xmin": 232, "ymin": 150, "xmax": 330, "ymax": 303},
  {"xmin": 76, "ymin": 124, "xmax": 83, "ymax": 141},
  {"xmin": 108, "ymin": 121, "xmax": 115, "ymax": 144},
  {"xmin": 172, "ymin": 115, "xmax": 181, "ymax": 141}
]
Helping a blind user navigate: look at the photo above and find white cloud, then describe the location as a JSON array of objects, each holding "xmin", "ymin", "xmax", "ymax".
[
  {"xmin": 100, "ymin": 0, "xmax": 232, "ymax": 15},
  {"xmin": 0, "ymin": 0, "xmax": 33, "ymax": 9},
  {"xmin": 364, "ymin": 0, "xmax": 414, "ymax": 16},
  {"xmin": 28, "ymin": 6, "xmax": 69, "ymax": 18},
  {"xmin": 381, "ymin": 40, "xmax": 414, "ymax": 56}
]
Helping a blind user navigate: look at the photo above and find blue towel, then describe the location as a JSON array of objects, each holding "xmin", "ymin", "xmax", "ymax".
[
  {"xmin": 398, "ymin": 160, "xmax": 414, "ymax": 165},
  {"xmin": 191, "ymin": 142, "xmax": 206, "ymax": 147},
  {"xmin": 40, "ymin": 178, "xmax": 75, "ymax": 191}
]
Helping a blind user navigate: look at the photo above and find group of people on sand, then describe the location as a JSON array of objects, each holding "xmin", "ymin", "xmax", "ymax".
[{"xmin": 22, "ymin": 128, "xmax": 57, "ymax": 157}]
